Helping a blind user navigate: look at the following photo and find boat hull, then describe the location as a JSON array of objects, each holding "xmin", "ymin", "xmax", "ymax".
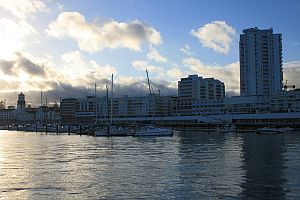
[{"xmin": 135, "ymin": 127, "xmax": 173, "ymax": 137}]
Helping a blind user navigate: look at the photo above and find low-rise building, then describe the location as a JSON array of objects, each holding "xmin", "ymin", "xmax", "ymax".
[
  {"xmin": 61, "ymin": 98, "xmax": 78, "ymax": 121},
  {"xmin": 0, "ymin": 109, "xmax": 13, "ymax": 123},
  {"xmin": 270, "ymin": 89, "xmax": 300, "ymax": 112},
  {"xmin": 178, "ymin": 75, "xmax": 225, "ymax": 115},
  {"xmin": 224, "ymin": 89, "xmax": 300, "ymax": 114}
]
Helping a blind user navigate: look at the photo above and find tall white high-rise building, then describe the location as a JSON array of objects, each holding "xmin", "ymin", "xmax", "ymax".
[{"xmin": 240, "ymin": 27, "xmax": 283, "ymax": 96}]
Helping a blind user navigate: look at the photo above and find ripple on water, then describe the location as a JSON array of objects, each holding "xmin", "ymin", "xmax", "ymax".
[{"xmin": 0, "ymin": 131, "xmax": 300, "ymax": 199}]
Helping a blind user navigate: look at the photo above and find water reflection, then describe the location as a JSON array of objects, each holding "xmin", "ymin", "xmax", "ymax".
[
  {"xmin": 1, "ymin": 130, "xmax": 300, "ymax": 199},
  {"xmin": 240, "ymin": 133, "xmax": 287, "ymax": 199},
  {"xmin": 176, "ymin": 131, "xmax": 244, "ymax": 199}
]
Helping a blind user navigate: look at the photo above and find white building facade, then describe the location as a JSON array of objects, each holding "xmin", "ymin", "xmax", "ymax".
[
  {"xmin": 240, "ymin": 27, "xmax": 283, "ymax": 96},
  {"xmin": 178, "ymin": 75, "xmax": 225, "ymax": 115}
]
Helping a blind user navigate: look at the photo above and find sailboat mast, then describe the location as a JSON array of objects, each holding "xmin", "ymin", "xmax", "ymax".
[
  {"xmin": 106, "ymin": 84, "xmax": 109, "ymax": 123},
  {"xmin": 111, "ymin": 74, "xmax": 113, "ymax": 125},
  {"xmin": 40, "ymin": 91, "xmax": 43, "ymax": 124},
  {"xmin": 40, "ymin": 91, "xmax": 43, "ymax": 107},
  {"xmin": 95, "ymin": 83, "xmax": 97, "ymax": 123}
]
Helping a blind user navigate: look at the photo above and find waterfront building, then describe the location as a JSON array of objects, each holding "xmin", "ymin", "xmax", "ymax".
[
  {"xmin": 60, "ymin": 98, "xmax": 78, "ymax": 121},
  {"xmin": 178, "ymin": 75, "xmax": 225, "ymax": 115},
  {"xmin": 224, "ymin": 95, "xmax": 270, "ymax": 114},
  {"xmin": 17, "ymin": 92, "xmax": 26, "ymax": 111},
  {"xmin": 62, "ymin": 94, "xmax": 175, "ymax": 122},
  {"xmin": 224, "ymin": 89, "xmax": 300, "ymax": 114},
  {"xmin": 270, "ymin": 89, "xmax": 300, "ymax": 113},
  {"xmin": 0, "ymin": 108, "xmax": 13, "ymax": 122},
  {"xmin": 240, "ymin": 27, "xmax": 283, "ymax": 96},
  {"xmin": 10, "ymin": 109, "xmax": 35, "ymax": 122},
  {"xmin": 75, "ymin": 96, "xmax": 102, "ymax": 121}
]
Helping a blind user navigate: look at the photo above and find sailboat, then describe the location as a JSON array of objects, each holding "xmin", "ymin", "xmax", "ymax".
[
  {"xmin": 94, "ymin": 75, "xmax": 131, "ymax": 137},
  {"xmin": 134, "ymin": 70, "xmax": 173, "ymax": 137}
]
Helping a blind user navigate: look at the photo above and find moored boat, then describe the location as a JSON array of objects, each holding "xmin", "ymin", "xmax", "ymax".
[
  {"xmin": 134, "ymin": 125, "xmax": 173, "ymax": 137},
  {"xmin": 257, "ymin": 127, "xmax": 294, "ymax": 134}
]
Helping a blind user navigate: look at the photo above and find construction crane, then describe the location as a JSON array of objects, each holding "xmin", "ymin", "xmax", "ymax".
[
  {"xmin": 146, "ymin": 69, "xmax": 152, "ymax": 95},
  {"xmin": 283, "ymin": 80, "xmax": 295, "ymax": 91}
]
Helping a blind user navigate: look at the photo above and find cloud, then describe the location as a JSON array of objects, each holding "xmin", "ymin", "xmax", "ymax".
[
  {"xmin": 0, "ymin": 78, "xmax": 178, "ymax": 107},
  {"xmin": 166, "ymin": 68, "xmax": 184, "ymax": 79},
  {"xmin": 182, "ymin": 57, "xmax": 240, "ymax": 95},
  {"xmin": 283, "ymin": 61, "xmax": 300, "ymax": 88},
  {"xmin": 0, "ymin": 18, "xmax": 36, "ymax": 59},
  {"xmin": 191, "ymin": 20, "xmax": 236, "ymax": 54},
  {"xmin": 132, "ymin": 59, "xmax": 185, "ymax": 82},
  {"xmin": 60, "ymin": 51, "xmax": 117, "ymax": 87},
  {"xmin": 47, "ymin": 12, "xmax": 162, "ymax": 52},
  {"xmin": 0, "ymin": 60, "xmax": 15, "ymax": 75},
  {"xmin": 0, "ymin": 0, "xmax": 47, "ymax": 19},
  {"xmin": 0, "ymin": 53, "xmax": 46, "ymax": 77},
  {"xmin": 17, "ymin": 54, "xmax": 46, "ymax": 76},
  {"xmin": 180, "ymin": 44, "xmax": 193, "ymax": 55},
  {"xmin": 0, "ymin": 53, "xmax": 54, "ymax": 96},
  {"xmin": 147, "ymin": 47, "xmax": 168, "ymax": 63},
  {"xmin": 132, "ymin": 60, "xmax": 164, "ymax": 74}
]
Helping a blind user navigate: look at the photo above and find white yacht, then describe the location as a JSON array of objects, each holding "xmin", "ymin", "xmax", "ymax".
[{"xmin": 134, "ymin": 125, "xmax": 173, "ymax": 137}]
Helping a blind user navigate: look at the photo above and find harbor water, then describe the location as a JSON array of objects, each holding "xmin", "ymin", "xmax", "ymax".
[{"xmin": 0, "ymin": 130, "xmax": 300, "ymax": 199}]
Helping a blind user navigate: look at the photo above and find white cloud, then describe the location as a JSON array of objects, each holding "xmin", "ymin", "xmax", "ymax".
[
  {"xmin": 283, "ymin": 61, "xmax": 300, "ymax": 88},
  {"xmin": 0, "ymin": 18, "xmax": 36, "ymax": 59},
  {"xmin": 0, "ymin": 53, "xmax": 58, "ymax": 91},
  {"xmin": 191, "ymin": 20, "xmax": 236, "ymax": 54},
  {"xmin": 166, "ymin": 68, "xmax": 184, "ymax": 79},
  {"xmin": 180, "ymin": 44, "xmax": 193, "ymax": 55},
  {"xmin": 0, "ymin": 0, "xmax": 47, "ymax": 19},
  {"xmin": 182, "ymin": 57, "xmax": 240, "ymax": 94},
  {"xmin": 47, "ymin": 12, "xmax": 163, "ymax": 52},
  {"xmin": 132, "ymin": 60, "xmax": 164, "ymax": 74},
  {"xmin": 147, "ymin": 47, "xmax": 168, "ymax": 63},
  {"xmin": 0, "ymin": 50, "xmax": 119, "ymax": 92},
  {"xmin": 60, "ymin": 51, "xmax": 116, "ymax": 87}
]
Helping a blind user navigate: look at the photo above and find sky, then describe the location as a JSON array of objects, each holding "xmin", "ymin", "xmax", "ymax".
[{"xmin": 0, "ymin": 0, "xmax": 300, "ymax": 107}]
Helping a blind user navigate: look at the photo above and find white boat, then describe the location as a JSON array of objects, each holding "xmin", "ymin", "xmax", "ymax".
[
  {"xmin": 257, "ymin": 127, "xmax": 294, "ymax": 134},
  {"xmin": 94, "ymin": 75, "xmax": 133, "ymax": 137},
  {"xmin": 135, "ymin": 125, "xmax": 173, "ymax": 137},
  {"xmin": 133, "ymin": 70, "xmax": 173, "ymax": 137}
]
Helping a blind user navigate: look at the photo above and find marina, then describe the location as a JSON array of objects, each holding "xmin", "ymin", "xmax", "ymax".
[{"xmin": 0, "ymin": 0, "xmax": 299, "ymax": 199}]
